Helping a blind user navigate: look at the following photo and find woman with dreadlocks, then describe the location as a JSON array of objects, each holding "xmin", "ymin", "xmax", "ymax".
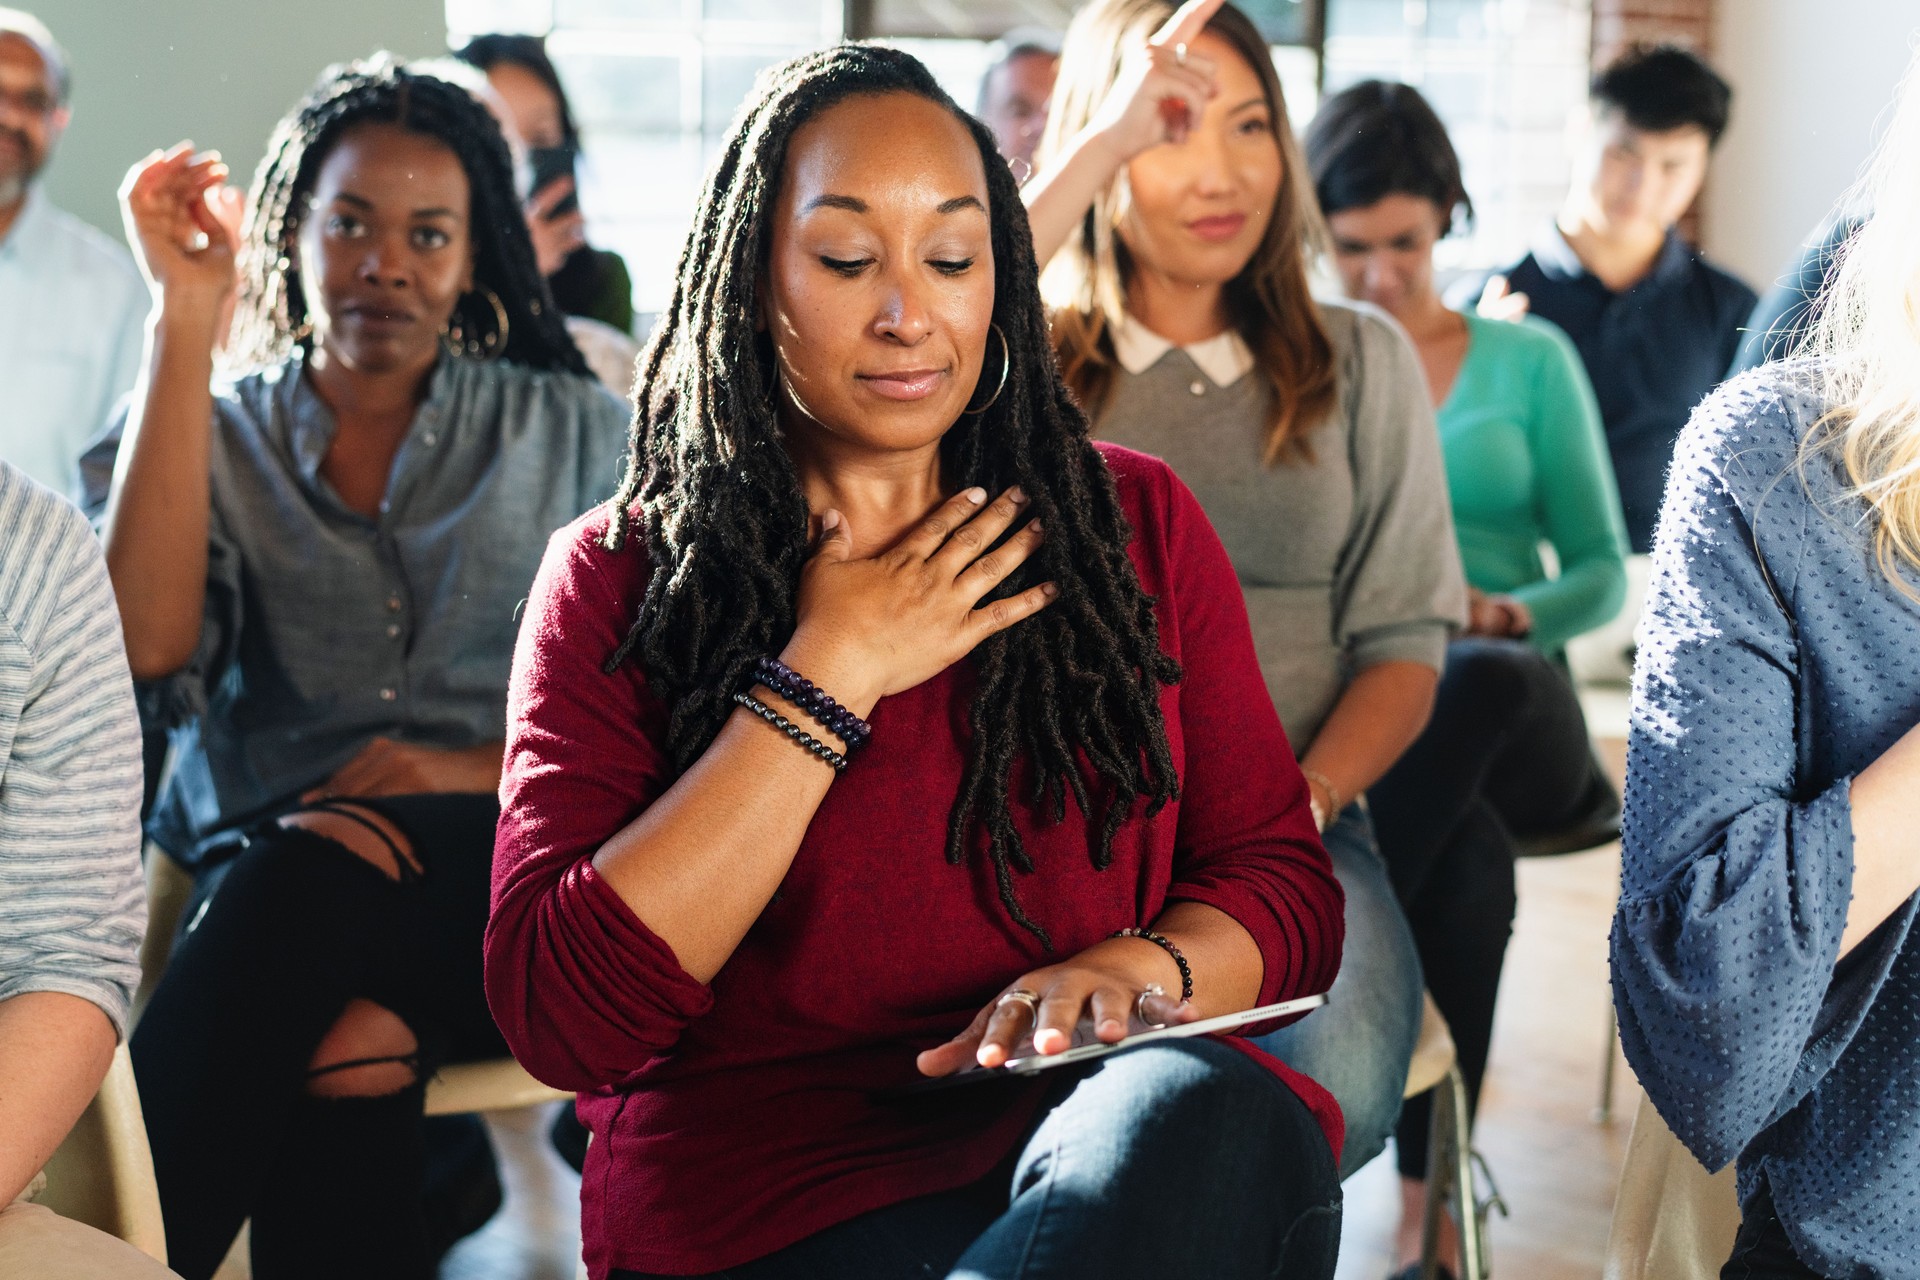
[
  {"xmin": 83, "ymin": 57, "xmax": 626, "ymax": 1279},
  {"xmin": 1021, "ymin": 0, "xmax": 1465, "ymax": 1193},
  {"xmin": 488, "ymin": 41, "xmax": 1343, "ymax": 1280}
]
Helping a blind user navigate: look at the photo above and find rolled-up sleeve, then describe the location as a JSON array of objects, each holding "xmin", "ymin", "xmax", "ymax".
[
  {"xmin": 1612, "ymin": 389, "xmax": 1890, "ymax": 1172},
  {"xmin": 1334, "ymin": 310, "xmax": 1467, "ymax": 673},
  {"xmin": 1145, "ymin": 464, "xmax": 1344, "ymax": 1015},
  {"xmin": 486, "ymin": 522, "xmax": 713, "ymax": 1091}
]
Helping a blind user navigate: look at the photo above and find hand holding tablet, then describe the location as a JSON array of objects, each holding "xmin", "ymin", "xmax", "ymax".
[{"xmin": 904, "ymin": 994, "xmax": 1328, "ymax": 1093}]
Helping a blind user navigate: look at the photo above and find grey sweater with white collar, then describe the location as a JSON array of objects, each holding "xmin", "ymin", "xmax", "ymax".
[{"xmin": 1095, "ymin": 299, "xmax": 1466, "ymax": 751}]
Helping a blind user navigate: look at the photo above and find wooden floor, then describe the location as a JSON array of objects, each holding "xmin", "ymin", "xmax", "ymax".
[
  {"xmin": 441, "ymin": 1105, "xmax": 582, "ymax": 1280},
  {"xmin": 1335, "ymin": 842, "xmax": 1634, "ymax": 1280}
]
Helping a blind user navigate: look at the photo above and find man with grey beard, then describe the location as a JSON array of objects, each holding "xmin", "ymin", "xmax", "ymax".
[{"xmin": 0, "ymin": 10, "xmax": 144, "ymax": 496}]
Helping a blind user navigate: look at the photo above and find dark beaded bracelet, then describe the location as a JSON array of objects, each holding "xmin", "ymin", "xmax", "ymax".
[
  {"xmin": 754, "ymin": 655, "xmax": 872, "ymax": 750},
  {"xmin": 1109, "ymin": 927, "xmax": 1193, "ymax": 1003},
  {"xmin": 732, "ymin": 692, "xmax": 848, "ymax": 773}
]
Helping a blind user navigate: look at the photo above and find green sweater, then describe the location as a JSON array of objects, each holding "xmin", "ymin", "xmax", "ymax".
[{"xmin": 1438, "ymin": 311, "xmax": 1628, "ymax": 653}]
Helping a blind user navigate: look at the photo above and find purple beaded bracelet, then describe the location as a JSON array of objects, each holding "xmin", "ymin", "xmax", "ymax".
[{"xmin": 753, "ymin": 656, "xmax": 872, "ymax": 750}]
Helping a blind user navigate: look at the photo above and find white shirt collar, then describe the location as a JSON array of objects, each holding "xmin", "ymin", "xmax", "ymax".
[{"xmin": 1109, "ymin": 313, "xmax": 1255, "ymax": 388}]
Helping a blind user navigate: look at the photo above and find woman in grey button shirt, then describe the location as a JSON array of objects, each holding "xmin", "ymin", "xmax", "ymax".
[
  {"xmin": 87, "ymin": 60, "xmax": 626, "ymax": 1279},
  {"xmin": 1024, "ymin": 0, "xmax": 1466, "ymax": 1194}
]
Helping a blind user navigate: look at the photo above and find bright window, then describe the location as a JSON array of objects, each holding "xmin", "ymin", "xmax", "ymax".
[
  {"xmin": 447, "ymin": 0, "xmax": 846, "ymax": 319},
  {"xmin": 445, "ymin": 0, "xmax": 1591, "ymax": 311},
  {"xmin": 1322, "ymin": 0, "xmax": 1593, "ymax": 271}
]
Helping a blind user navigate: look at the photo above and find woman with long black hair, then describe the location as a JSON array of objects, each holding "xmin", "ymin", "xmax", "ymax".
[
  {"xmin": 87, "ymin": 56, "xmax": 626, "ymax": 1279},
  {"xmin": 488, "ymin": 41, "xmax": 1343, "ymax": 1280}
]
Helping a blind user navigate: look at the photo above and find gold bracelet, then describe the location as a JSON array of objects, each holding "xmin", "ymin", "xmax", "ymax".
[{"xmin": 1300, "ymin": 768, "xmax": 1342, "ymax": 819}]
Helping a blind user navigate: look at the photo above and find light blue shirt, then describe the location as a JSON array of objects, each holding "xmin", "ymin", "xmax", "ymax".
[{"xmin": 0, "ymin": 187, "xmax": 147, "ymax": 497}]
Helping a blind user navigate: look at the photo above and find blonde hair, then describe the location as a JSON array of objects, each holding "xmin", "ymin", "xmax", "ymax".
[
  {"xmin": 1038, "ymin": 0, "xmax": 1334, "ymax": 465},
  {"xmin": 1811, "ymin": 45, "xmax": 1920, "ymax": 586}
]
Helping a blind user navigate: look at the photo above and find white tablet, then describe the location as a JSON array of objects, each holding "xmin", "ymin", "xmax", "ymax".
[{"xmin": 903, "ymin": 993, "xmax": 1328, "ymax": 1093}]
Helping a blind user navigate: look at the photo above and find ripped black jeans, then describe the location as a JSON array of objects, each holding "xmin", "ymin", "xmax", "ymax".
[{"xmin": 131, "ymin": 793, "xmax": 507, "ymax": 1280}]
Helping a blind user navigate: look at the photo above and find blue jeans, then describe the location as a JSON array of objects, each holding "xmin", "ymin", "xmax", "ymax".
[
  {"xmin": 612, "ymin": 1039, "xmax": 1341, "ymax": 1280},
  {"xmin": 1253, "ymin": 803, "xmax": 1423, "ymax": 1178}
]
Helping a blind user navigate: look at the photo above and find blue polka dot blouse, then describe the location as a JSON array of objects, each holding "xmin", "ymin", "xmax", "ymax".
[{"xmin": 1614, "ymin": 361, "xmax": 1920, "ymax": 1276}]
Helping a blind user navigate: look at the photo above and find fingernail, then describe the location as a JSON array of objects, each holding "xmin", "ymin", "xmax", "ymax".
[
  {"xmin": 1041, "ymin": 582, "xmax": 1059, "ymax": 599},
  {"xmin": 1009, "ymin": 486, "xmax": 1027, "ymax": 503},
  {"xmin": 1028, "ymin": 519, "xmax": 1043, "ymax": 535},
  {"xmin": 965, "ymin": 487, "xmax": 987, "ymax": 504},
  {"xmin": 821, "ymin": 510, "xmax": 842, "ymax": 531}
]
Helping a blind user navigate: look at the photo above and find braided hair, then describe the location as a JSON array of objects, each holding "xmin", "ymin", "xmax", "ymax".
[
  {"xmin": 225, "ymin": 53, "xmax": 587, "ymax": 377},
  {"xmin": 604, "ymin": 43, "xmax": 1181, "ymax": 948}
]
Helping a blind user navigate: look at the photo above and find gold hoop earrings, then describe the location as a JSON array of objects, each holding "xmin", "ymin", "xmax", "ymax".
[
  {"xmin": 442, "ymin": 284, "xmax": 510, "ymax": 361},
  {"xmin": 962, "ymin": 323, "xmax": 1009, "ymax": 415}
]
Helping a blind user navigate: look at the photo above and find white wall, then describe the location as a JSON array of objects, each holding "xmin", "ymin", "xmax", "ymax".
[
  {"xmin": 1704, "ymin": 0, "xmax": 1919, "ymax": 288},
  {"xmin": 36, "ymin": 0, "xmax": 447, "ymax": 245}
]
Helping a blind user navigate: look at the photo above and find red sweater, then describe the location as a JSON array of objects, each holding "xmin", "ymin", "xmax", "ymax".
[{"xmin": 487, "ymin": 445, "xmax": 1344, "ymax": 1277}]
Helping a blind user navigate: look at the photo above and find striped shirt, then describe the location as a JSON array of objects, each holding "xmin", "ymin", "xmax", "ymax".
[{"xmin": 0, "ymin": 461, "xmax": 145, "ymax": 1036}]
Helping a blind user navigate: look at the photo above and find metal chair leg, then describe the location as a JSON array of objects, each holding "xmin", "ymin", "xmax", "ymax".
[
  {"xmin": 1420, "ymin": 1074, "xmax": 1452, "ymax": 1280},
  {"xmin": 1595, "ymin": 997, "xmax": 1618, "ymax": 1125},
  {"xmin": 1447, "ymin": 1067, "xmax": 1486, "ymax": 1280},
  {"xmin": 1420, "ymin": 1065, "xmax": 1499, "ymax": 1280}
]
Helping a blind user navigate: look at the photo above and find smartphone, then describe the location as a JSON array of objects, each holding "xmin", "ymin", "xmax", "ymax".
[{"xmin": 527, "ymin": 145, "xmax": 580, "ymax": 219}]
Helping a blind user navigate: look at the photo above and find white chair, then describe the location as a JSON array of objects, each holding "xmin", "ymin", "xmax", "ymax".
[
  {"xmin": 35, "ymin": 1044, "xmax": 170, "ymax": 1265},
  {"xmin": 425, "ymin": 1058, "xmax": 570, "ymax": 1117},
  {"xmin": 1404, "ymin": 992, "xmax": 1505, "ymax": 1280},
  {"xmin": 1603, "ymin": 1091, "xmax": 1739, "ymax": 1280}
]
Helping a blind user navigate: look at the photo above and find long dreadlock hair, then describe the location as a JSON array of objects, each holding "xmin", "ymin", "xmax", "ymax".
[
  {"xmin": 603, "ymin": 43, "xmax": 1182, "ymax": 948},
  {"xmin": 225, "ymin": 53, "xmax": 587, "ymax": 377}
]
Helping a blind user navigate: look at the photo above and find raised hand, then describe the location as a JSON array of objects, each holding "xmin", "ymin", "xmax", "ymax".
[
  {"xmin": 118, "ymin": 142, "xmax": 241, "ymax": 312},
  {"xmin": 1476, "ymin": 274, "xmax": 1532, "ymax": 323},
  {"xmin": 1086, "ymin": 0, "xmax": 1228, "ymax": 157},
  {"xmin": 783, "ymin": 486, "xmax": 1058, "ymax": 716}
]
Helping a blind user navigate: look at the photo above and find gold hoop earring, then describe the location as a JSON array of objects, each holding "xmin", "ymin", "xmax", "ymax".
[
  {"xmin": 962, "ymin": 323, "xmax": 1009, "ymax": 416},
  {"xmin": 442, "ymin": 284, "xmax": 510, "ymax": 361}
]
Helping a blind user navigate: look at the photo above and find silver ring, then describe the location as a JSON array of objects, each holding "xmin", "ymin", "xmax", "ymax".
[
  {"xmin": 1135, "ymin": 982, "xmax": 1167, "ymax": 1029},
  {"xmin": 1174, "ymin": 41, "xmax": 1188, "ymax": 66},
  {"xmin": 996, "ymin": 988, "xmax": 1041, "ymax": 1019}
]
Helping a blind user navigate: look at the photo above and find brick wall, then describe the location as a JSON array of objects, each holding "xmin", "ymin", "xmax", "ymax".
[
  {"xmin": 1588, "ymin": 0, "xmax": 1720, "ymax": 242},
  {"xmin": 1591, "ymin": 0, "xmax": 1716, "ymax": 66}
]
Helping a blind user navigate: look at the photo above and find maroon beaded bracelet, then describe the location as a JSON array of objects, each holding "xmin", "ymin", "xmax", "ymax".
[{"xmin": 754, "ymin": 655, "xmax": 872, "ymax": 750}]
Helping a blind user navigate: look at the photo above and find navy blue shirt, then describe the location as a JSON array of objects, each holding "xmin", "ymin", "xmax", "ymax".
[
  {"xmin": 1728, "ymin": 216, "xmax": 1861, "ymax": 377},
  {"xmin": 1615, "ymin": 363, "xmax": 1920, "ymax": 1276},
  {"xmin": 1503, "ymin": 228, "xmax": 1755, "ymax": 552}
]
